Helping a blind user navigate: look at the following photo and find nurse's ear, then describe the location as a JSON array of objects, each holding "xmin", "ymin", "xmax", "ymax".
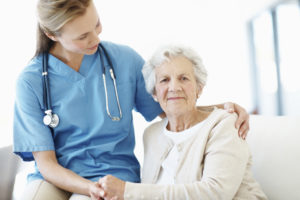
[{"xmin": 44, "ymin": 31, "xmax": 58, "ymax": 42}]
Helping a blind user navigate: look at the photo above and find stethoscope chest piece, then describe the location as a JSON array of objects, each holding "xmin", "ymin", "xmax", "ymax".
[{"xmin": 43, "ymin": 112, "xmax": 59, "ymax": 128}]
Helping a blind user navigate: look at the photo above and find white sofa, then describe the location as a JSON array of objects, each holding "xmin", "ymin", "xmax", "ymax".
[
  {"xmin": 1, "ymin": 115, "xmax": 300, "ymax": 200},
  {"xmin": 0, "ymin": 145, "xmax": 20, "ymax": 200},
  {"xmin": 246, "ymin": 115, "xmax": 300, "ymax": 200}
]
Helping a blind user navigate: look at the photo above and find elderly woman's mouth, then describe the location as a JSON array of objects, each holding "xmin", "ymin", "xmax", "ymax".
[{"xmin": 167, "ymin": 97, "xmax": 185, "ymax": 101}]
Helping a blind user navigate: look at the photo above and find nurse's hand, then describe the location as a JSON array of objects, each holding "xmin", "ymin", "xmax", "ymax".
[
  {"xmin": 198, "ymin": 102, "xmax": 249, "ymax": 139},
  {"xmin": 98, "ymin": 175, "xmax": 125, "ymax": 200},
  {"xmin": 223, "ymin": 102, "xmax": 249, "ymax": 139}
]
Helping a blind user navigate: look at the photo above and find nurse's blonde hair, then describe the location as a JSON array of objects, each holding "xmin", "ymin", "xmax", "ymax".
[{"xmin": 35, "ymin": 0, "xmax": 91, "ymax": 56}]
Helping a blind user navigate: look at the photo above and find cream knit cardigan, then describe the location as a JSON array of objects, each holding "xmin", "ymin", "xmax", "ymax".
[{"xmin": 124, "ymin": 108, "xmax": 267, "ymax": 200}]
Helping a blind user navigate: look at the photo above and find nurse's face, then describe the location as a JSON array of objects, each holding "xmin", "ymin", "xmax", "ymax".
[{"xmin": 53, "ymin": 2, "xmax": 102, "ymax": 55}]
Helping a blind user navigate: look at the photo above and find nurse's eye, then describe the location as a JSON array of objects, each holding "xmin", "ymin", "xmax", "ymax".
[{"xmin": 79, "ymin": 35, "xmax": 87, "ymax": 40}]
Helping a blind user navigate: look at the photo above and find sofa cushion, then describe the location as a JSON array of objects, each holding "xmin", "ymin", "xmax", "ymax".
[{"xmin": 247, "ymin": 115, "xmax": 300, "ymax": 200}]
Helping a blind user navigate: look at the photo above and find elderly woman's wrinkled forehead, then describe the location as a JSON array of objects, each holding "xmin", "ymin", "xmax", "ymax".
[{"xmin": 156, "ymin": 56, "xmax": 197, "ymax": 78}]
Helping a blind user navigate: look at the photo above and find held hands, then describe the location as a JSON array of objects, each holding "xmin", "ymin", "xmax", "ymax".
[
  {"xmin": 90, "ymin": 175, "xmax": 125, "ymax": 200},
  {"xmin": 224, "ymin": 102, "xmax": 249, "ymax": 139},
  {"xmin": 89, "ymin": 182, "xmax": 105, "ymax": 200}
]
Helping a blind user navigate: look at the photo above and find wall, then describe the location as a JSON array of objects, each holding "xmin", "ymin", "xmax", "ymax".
[{"xmin": 0, "ymin": 0, "xmax": 281, "ymax": 151}]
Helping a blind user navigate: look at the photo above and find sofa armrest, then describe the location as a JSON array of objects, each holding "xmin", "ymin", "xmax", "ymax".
[{"xmin": 0, "ymin": 145, "xmax": 21, "ymax": 200}]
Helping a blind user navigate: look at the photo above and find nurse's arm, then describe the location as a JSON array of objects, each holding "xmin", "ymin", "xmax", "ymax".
[
  {"xmin": 33, "ymin": 151, "xmax": 104, "ymax": 198},
  {"xmin": 159, "ymin": 102, "xmax": 249, "ymax": 138},
  {"xmin": 198, "ymin": 102, "xmax": 249, "ymax": 138}
]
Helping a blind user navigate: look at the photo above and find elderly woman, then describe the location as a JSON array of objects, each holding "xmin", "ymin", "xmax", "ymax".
[{"xmin": 95, "ymin": 45, "xmax": 267, "ymax": 200}]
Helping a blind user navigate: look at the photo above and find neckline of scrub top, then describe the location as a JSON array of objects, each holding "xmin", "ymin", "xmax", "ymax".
[{"xmin": 47, "ymin": 53, "xmax": 96, "ymax": 82}]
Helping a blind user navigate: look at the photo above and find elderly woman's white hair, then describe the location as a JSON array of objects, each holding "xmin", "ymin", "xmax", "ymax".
[{"xmin": 142, "ymin": 45, "xmax": 208, "ymax": 95}]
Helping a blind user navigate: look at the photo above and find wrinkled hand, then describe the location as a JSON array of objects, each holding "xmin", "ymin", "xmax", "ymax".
[
  {"xmin": 224, "ymin": 102, "xmax": 249, "ymax": 139},
  {"xmin": 98, "ymin": 175, "xmax": 125, "ymax": 200},
  {"xmin": 89, "ymin": 182, "xmax": 105, "ymax": 200}
]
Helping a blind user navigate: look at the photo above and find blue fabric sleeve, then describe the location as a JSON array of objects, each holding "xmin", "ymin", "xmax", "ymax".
[
  {"xmin": 13, "ymin": 73, "xmax": 55, "ymax": 161},
  {"xmin": 132, "ymin": 51, "xmax": 163, "ymax": 121}
]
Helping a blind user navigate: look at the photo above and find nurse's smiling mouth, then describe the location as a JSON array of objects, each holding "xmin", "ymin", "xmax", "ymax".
[{"xmin": 88, "ymin": 44, "xmax": 98, "ymax": 50}]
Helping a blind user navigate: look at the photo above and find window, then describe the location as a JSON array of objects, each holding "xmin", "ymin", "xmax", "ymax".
[
  {"xmin": 276, "ymin": 1, "xmax": 300, "ymax": 115},
  {"xmin": 248, "ymin": 0, "xmax": 300, "ymax": 115}
]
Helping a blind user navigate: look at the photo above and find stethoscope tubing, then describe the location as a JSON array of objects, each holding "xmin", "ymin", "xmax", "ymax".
[
  {"xmin": 42, "ymin": 52, "xmax": 52, "ymax": 113},
  {"xmin": 42, "ymin": 43, "xmax": 123, "ymax": 128},
  {"xmin": 98, "ymin": 44, "xmax": 122, "ymax": 121}
]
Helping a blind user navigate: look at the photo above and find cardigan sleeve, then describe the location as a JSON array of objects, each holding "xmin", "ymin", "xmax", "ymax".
[{"xmin": 123, "ymin": 114, "xmax": 250, "ymax": 200}]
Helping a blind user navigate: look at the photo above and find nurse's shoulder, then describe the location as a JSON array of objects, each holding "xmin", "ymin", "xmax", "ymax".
[
  {"xmin": 100, "ymin": 41, "xmax": 144, "ymax": 67},
  {"xmin": 17, "ymin": 55, "xmax": 43, "ymax": 86},
  {"xmin": 15, "ymin": 55, "xmax": 43, "ymax": 102}
]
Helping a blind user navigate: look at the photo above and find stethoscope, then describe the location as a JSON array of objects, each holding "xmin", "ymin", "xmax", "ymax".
[{"xmin": 42, "ymin": 43, "xmax": 122, "ymax": 128}]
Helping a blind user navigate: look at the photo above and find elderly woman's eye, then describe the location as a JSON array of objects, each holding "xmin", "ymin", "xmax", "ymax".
[
  {"xmin": 160, "ymin": 78, "xmax": 168, "ymax": 83},
  {"xmin": 181, "ymin": 76, "xmax": 189, "ymax": 81}
]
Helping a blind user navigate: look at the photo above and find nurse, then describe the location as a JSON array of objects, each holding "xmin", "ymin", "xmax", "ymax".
[{"xmin": 13, "ymin": 0, "xmax": 249, "ymax": 199}]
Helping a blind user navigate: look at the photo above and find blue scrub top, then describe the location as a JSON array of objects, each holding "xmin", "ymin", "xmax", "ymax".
[{"xmin": 13, "ymin": 41, "xmax": 162, "ymax": 182}]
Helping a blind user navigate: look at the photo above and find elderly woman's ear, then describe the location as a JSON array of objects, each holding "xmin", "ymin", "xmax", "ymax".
[
  {"xmin": 152, "ymin": 94, "xmax": 158, "ymax": 102},
  {"xmin": 196, "ymin": 85, "xmax": 203, "ymax": 99},
  {"xmin": 152, "ymin": 90, "xmax": 158, "ymax": 102}
]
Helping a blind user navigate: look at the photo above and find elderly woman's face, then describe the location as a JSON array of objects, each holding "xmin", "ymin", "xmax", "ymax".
[{"xmin": 153, "ymin": 56, "xmax": 201, "ymax": 116}]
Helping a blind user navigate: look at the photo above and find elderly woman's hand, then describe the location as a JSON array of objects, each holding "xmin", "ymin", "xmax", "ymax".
[
  {"xmin": 224, "ymin": 102, "xmax": 249, "ymax": 139},
  {"xmin": 89, "ymin": 182, "xmax": 105, "ymax": 200},
  {"xmin": 98, "ymin": 175, "xmax": 125, "ymax": 200}
]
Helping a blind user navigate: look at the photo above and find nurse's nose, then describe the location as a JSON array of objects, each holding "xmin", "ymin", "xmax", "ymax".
[{"xmin": 90, "ymin": 30, "xmax": 100, "ymax": 44}]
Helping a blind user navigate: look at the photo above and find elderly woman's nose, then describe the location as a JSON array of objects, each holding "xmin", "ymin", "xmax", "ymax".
[{"xmin": 169, "ymin": 79, "xmax": 181, "ymax": 91}]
